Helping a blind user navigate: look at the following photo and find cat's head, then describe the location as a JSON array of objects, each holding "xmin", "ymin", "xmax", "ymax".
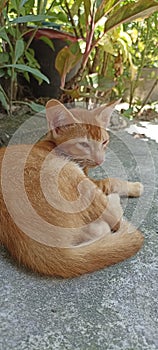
[{"xmin": 46, "ymin": 99, "xmax": 119, "ymax": 168}]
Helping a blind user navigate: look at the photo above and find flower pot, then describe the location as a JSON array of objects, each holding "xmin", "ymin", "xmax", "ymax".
[{"xmin": 24, "ymin": 28, "xmax": 80, "ymax": 98}]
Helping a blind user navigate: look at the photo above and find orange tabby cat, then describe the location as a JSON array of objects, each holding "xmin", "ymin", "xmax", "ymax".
[{"xmin": 0, "ymin": 99, "xmax": 144, "ymax": 278}]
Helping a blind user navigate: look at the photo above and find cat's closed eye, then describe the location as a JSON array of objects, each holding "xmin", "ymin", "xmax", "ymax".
[{"xmin": 79, "ymin": 142, "xmax": 90, "ymax": 148}]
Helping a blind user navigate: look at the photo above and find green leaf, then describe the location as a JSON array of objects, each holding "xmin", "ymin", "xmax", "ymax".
[
  {"xmin": 96, "ymin": 0, "xmax": 103, "ymax": 6},
  {"xmin": 22, "ymin": 0, "xmax": 34, "ymax": 12},
  {"xmin": 29, "ymin": 102, "xmax": 45, "ymax": 113},
  {"xmin": 61, "ymin": 88, "xmax": 81, "ymax": 99},
  {"xmin": 11, "ymin": 14, "xmax": 55, "ymax": 24},
  {"xmin": 79, "ymin": 73, "xmax": 115, "ymax": 91},
  {"xmin": 55, "ymin": 47, "xmax": 82, "ymax": 88},
  {"xmin": 69, "ymin": 42, "xmax": 80, "ymax": 55},
  {"xmin": 1, "ymin": 64, "xmax": 50, "ymax": 84},
  {"xmin": 25, "ymin": 50, "xmax": 40, "ymax": 69},
  {"xmin": 105, "ymin": 1, "xmax": 158, "ymax": 33},
  {"xmin": 120, "ymin": 31, "xmax": 132, "ymax": 46},
  {"xmin": 56, "ymin": 12, "xmax": 68, "ymax": 23},
  {"xmin": 117, "ymin": 38, "xmax": 128, "ymax": 62},
  {"xmin": 14, "ymin": 39, "xmax": 24, "ymax": 63},
  {"xmin": 0, "ymin": 69, "xmax": 5, "ymax": 78},
  {"xmin": 95, "ymin": 0, "xmax": 121, "ymax": 23},
  {"xmin": 99, "ymin": 36, "xmax": 115, "ymax": 55},
  {"xmin": 123, "ymin": 107, "xmax": 134, "ymax": 119},
  {"xmin": 71, "ymin": 0, "xmax": 83, "ymax": 16},
  {"xmin": 0, "ymin": 52, "xmax": 10, "ymax": 63},
  {"xmin": 20, "ymin": 0, "xmax": 29, "ymax": 7},
  {"xmin": 0, "ymin": 91, "xmax": 8, "ymax": 111},
  {"xmin": 23, "ymin": 71, "xmax": 30, "ymax": 82},
  {"xmin": 37, "ymin": 0, "xmax": 48, "ymax": 15},
  {"xmin": 0, "ymin": 28, "xmax": 12, "ymax": 48},
  {"xmin": 39, "ymin": 36, "xmax": 54, "ymax": 51},
  {"xmin": 97, "ymin": 76, "xmax": 115, "ymax": 91},
  {"xmin": 0, "ymin": 85, "xmax": 9, "ymax": 112}
]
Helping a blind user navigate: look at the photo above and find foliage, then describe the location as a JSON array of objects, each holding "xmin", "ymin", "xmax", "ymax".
[
  {"xmin": 0, "ymin": 0, "xmax": 52, "ymax": 115},
  {"xmin": 49, "ymin": 0, "xmax": 158, "ymax": 104},
  {"xmin": 0, "ymin": 0, "xmax": 158, "ymax": 115},
  {"xmin": 125, "ymin": 13, "xmax": 158, "ymax": 108}
]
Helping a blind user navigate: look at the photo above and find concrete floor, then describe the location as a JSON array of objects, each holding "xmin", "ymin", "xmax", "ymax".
[{"xmin": 0, "ymin": 129, "xmax": 158, "ymax": 350}]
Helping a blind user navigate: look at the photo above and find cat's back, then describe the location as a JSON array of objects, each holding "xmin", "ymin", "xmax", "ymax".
[
  {"xmin": 0, "ymin": 142, "xmax": 86, "ymax": 207},
  {"xmin": 0, "ymin": 141, "xmax": 57, "ymax": 176},
  {"xmin": 0, "ymin": 142, "xmax": 89, "ymax": 236},
  {"xmin": 0, "ymin": 143, "xmax": 52, "ymax": 202}
]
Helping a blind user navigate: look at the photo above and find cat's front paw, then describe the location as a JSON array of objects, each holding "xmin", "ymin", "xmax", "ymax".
[{"xmin": 128, "ymin": 182, "xmax": 144, "ymax": 197}]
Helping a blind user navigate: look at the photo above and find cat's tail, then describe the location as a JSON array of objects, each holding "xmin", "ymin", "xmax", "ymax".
[
  {"xmin": 17, "ymin": 220, "xmax": 143, "ymax": 278},
  {"xmin": 58, "ymin": 221, "xmax": 144, "ymax": 277}
]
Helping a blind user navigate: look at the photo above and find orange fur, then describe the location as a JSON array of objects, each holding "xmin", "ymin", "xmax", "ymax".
[{"xmin": 0, "ymin": 100, "xmax": 144, "ymax": 278}]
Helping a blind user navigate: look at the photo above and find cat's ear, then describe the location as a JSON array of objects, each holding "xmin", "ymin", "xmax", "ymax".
[
  {"xmin": 92, "ymin": 100, "xmax": 121, "ymax": 127},
  {"xmin": 46, "ymin": 99, "xmax": 76, "ymax": 130}
]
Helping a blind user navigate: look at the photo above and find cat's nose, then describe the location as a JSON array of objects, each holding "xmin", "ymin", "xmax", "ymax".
[
  {"xmin": 94, "ymin": 153, "xmax": 105, "ymax": 165},
  {"xmin": 95, "ymin": 158, "xmax": 104, "ymax": 165}
]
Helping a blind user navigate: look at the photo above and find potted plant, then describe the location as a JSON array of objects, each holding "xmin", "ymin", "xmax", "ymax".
[{"xmin": 1, "ymin": 0, "xmax": 158, "ymax": 115}]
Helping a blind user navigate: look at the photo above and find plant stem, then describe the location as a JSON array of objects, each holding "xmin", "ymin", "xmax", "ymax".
[
  {"xmin": 82, "ymin": 2, "xmax": 95, "ymax": 70},
  {"xmin": 46, "ymin": 0, "xmax": 56, "ymax": 14},
  {"xmin": 64, "ymin": 0, "xmax": 79, "ymax": 39},
  {"xmin": 9, "ymin": 67, "xmax": 15, "ymax": 116},
  {"xmin": 24, "ymin": 28, "xmax": 38, "ymax": 51}
]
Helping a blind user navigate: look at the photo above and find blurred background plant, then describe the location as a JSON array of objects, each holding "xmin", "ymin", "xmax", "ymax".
[
  {"xmin": 124, "ymin": 13, "xmax": 158, "ymax": 116},
  {"xmin": 53, "ymin": 1, "xmax": 158, "ymax": 108},
  {"xmin": 0, "ymin": 0, "xmax": 158, "ymax": 116},
  {"xmin": 0, "ymin": 0, "xmax": 53, "ymax": 114}
]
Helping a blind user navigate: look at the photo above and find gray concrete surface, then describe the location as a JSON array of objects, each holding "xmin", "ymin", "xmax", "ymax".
[{"xmin": 0, "ymin": 129, "xmax": 158, "ymax": 350}]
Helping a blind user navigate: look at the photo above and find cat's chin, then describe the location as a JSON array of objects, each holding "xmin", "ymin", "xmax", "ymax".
[
  {"xmin": 89, "ymin": 163, "xmax": 100, "ymax": 168},
  {"xmin": 85, "ymin": 160, "xmax": 104, "ymax": 168},
  {"xmin": 82, "ymin": 162, "xmax": 102, "ymax": 172},
  {"xmin": 81, "ymin": 161, "xmax": 97, "ymax": 168}
]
